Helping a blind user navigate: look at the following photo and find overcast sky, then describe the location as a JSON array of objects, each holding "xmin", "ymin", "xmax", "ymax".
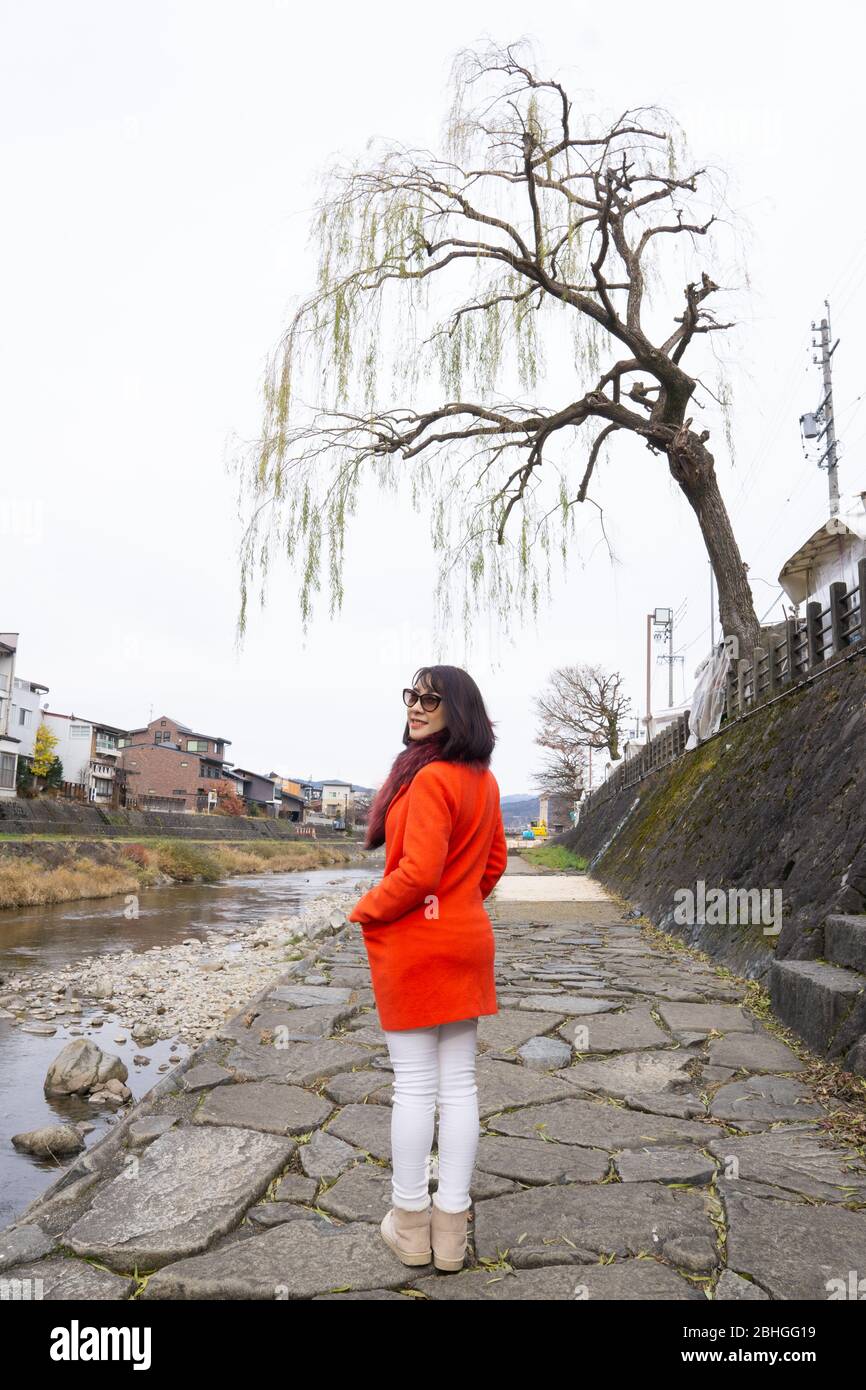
[{"xmin": 2, "ymin": 2, "xmax": 864, "ymax": 795}]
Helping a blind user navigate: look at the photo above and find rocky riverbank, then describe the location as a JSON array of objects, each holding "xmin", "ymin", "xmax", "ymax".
[{"xmin": 0, "ymin": 878, "xmax": 377, "ymax": 1051}]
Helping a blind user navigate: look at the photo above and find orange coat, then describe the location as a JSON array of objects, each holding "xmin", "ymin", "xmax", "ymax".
[{"xmin": 347, "ymin": 759, "xmax": 508, "ymax": 1030}]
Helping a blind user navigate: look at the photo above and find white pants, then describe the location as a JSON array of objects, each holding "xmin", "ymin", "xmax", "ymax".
[{"xmin": 382, "ymin": 1017, "xmax": 480, "ymax": 1213}]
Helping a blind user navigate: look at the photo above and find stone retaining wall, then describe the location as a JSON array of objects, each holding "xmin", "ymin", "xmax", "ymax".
[{"xmin": 559, "ymin": 650, "xmax": 866, "ymax": 1075}]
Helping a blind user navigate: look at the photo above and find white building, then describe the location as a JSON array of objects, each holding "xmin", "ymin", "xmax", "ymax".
[
  {"xmin": 42, "ymin": 712, "xmax": 126, "ymax": 803},
  {"xmin": 0, "ymin": 632, "xmax": 49, "ymax": 795},
  {"xmin": 0, "ymin": 633, "xmax": 18, "ymax": 796}
]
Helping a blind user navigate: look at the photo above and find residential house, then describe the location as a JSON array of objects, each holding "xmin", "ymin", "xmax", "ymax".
[
  {"xmin": 119, "ymin": 714, "xmax": 233, "ymax": 812},
  {"xmin": 320, "ymin": 779, "xmax": 355, "ymax": 819},
  {"xmin": 0, "ymin": 633, "xmax": 19, "ymax": 796},
  {"xmin": 0, "ymin": 632, "xmax": 50, "ymax": 794},
  {"xmin": 232, "ymin": 769, "xmax": 282, "ymax": 817},
  {"xmin": 538, "ymin": 792, "xmax": 578, "ymax": 834},
  {"xmin": 9, "ymin": 674, "xmax": 50, "ymax": 760},
  {"xmin": 268, "ymin": 773, "xmax": 306, "ymax": 822},
  {"xmin": 42, "ymin": 713, "xmax": 128, "ymax": 804}
]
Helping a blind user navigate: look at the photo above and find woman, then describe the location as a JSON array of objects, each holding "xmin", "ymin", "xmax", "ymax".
[{"xmin": 347, "ymin": 664, "xmax": 508, "ymax": 1273}]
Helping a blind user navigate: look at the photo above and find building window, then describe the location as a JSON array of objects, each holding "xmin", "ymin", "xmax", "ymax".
[
  {"xmin": 187, "ymin": 739, "xmax": 208, "ymax": 752},
  {"xmin": 71, "ymin": 723, "xmax": 90, "ymax": 738},
  {"xmin": 0, "ymin": 752, "xmax": 15, "ymax": 788},
  {"xmin": 18, "ymin": 707, "xmax": 31, "ymax": 726}
]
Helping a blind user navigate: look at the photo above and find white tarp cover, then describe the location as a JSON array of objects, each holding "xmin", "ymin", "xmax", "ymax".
[
  {"xmin": 685, "ymin": 643, "xmax": 731, "ymax": 750},
  {"xmin": 778, "ymin": 495, "xmax": 866, "ymax": 606}
]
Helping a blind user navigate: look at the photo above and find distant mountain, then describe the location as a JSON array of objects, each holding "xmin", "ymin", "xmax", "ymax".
[{"xmin": 500, "ymin": 794, "xmax": 540, "ymax": 827}]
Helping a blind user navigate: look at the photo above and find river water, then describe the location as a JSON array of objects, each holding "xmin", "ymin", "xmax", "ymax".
[{"xmin": 0, "ymin": 862, "xmax": 380, "ymax": 1227}]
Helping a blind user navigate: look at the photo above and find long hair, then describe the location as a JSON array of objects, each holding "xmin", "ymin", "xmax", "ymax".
[{"xmin": 362, "ymin": 665, "xmax": 497, "ymax": 849}]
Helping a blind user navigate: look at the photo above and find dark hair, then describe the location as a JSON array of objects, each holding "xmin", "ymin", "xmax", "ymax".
[{"xmin": 404, "ymin": 665, "xmax": 496, "ymax": 765}]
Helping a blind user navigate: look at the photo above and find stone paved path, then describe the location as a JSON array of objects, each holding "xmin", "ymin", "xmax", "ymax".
[{"xmin": 2, "ymin": 864, "xmax": 866, "ymax": 1301}]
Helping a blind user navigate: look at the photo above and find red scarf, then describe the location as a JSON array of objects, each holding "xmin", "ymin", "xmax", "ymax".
[{"xmin": 363, "ymin": 728, "xmax": 452, "ymax": 850}]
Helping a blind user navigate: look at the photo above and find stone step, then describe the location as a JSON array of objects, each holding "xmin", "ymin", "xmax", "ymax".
[
  {"xmin": 768, "ymin": 958, "xmax": 866, "ymax": 1073},
  {"xmin": 824, "ymin": 914, "xmax": 866, "ymax": 974}
]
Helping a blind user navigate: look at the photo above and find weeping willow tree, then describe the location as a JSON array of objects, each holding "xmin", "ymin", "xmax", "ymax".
[{"xmin": 235, "ymin": 37, "xmax": 762, "ymax": 656}]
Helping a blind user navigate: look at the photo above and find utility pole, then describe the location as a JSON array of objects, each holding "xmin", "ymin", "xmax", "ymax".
[{"xmin": 801, "ymin": 299, "xmax": 841, "ymax": 517}]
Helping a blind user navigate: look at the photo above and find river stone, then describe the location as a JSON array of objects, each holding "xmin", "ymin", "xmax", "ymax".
[
  {"xmin": 707, "ymin": 1033, "xmax": 805, "ymax": 1072},
  {"xmin": 325, "ymin": 1103, "xmax": 393, "ymax": 1160},
  {"xmin": 517, "ymin": 1037, "xmax": 573, "ymax": 1070},
  {"xmin": 409, "ymin": 1259, "xmax": 704, "ymax": 1300},
  {"xmin": 561, "ymin": 1005, "xmax": 670, "ymax": 1053},
  {"xmin": 486, "ymin": 1096, "xmax": 718, "ymax": 1150},
  {"xmin": 655, "ymin": 1003, "xmax": 756, "ymax": 1034},
  {"xmin": 725, "ymin": 1190, "xmax": 866, "ymax": 1299},
  {"xmin": 615, "ymin": 1146, "xmax": 717, "ymax": 1184},
  {"xmin": 298, "ymin": 1127, "xmax": 361, "ymax": 1179},
  {"xmin": 140, "ymin": 1217, "xmax": 406, "ymax": 1299},
  {"xmin": 0, "ymin": 1222, "xmax": 56, "ymax": 1272},
  {"xmin": 474, "ymin": 1135, "xmax": 609, "ymax": 1185},
  {"xmin": 713, "ymin": 1269, "xmax": 770, "ymax": 1300},
  {"xmin": 179, "ymin": 1063, "xmax": 233, "ymax": 1093},
  {"xmin": 476, "ymin": 1058, "xmax": 576, "ymax": 1116},
  {"xmin": 0, "ymin": 1257, "xmax": 136, "ymax": 1299},
  {"xmin": 706, "ymin": 1128, "xmax": 866, "ymax": 1202},
  {"xmin": 709, "ymin": 1075, "xmax": 824, "ymax": 1124},
  {"xmin": 477, "ymin": 1009, "xmax": 568, "ymax": 1052},
  {"xmin": 556, "ymin": 1049, "xmax": 695, "ymax": 1096},
  {"xmin": 44, "ymin": 1038, "xmax": 128, "ymax": 1096},
  {"xmin": 473, "ymin": 1182, "xmax": 718, "ymax": 1271},
  {"xmin": 518, "ymin": 994, "xmax": 620, "ymax": 1015},
  {"xmin": 64, "ymin": 1125, "xmax": 295, "ymax": 1270},
  {"xmin": 193, "ymin": 1081, "xmax": 332, "ymax": 1135},
  {"xmin": 316, "ymin": 1164, "xmax": 393, "ymax": 1221},
  {"xmin": 11, "ymin": 1125, "xmax": 86, "ymax": 1158},
  {"xmin": 224, "ymin": 1039, "xmax": 378, "ymax": 1085},
  {"xmin": 21, "ymin": 1022, "xmax": 58, "ymax": 1035}
]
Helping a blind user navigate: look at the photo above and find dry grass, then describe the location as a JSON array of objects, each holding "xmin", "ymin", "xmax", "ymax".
[
  {"xmin": 0, "ymin": 857, "xmax": 140, "ymax": 910},
  {"xmin": 0, "ymin": 838, "xmax": 356, "ymax": 910}
]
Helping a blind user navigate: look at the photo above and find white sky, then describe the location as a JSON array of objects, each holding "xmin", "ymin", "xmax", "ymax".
[{"xmin": 2, "ymin": 2, "xmax": 864, "ymax": 795}]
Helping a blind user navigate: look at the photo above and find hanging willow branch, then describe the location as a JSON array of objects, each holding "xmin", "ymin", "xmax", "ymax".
[{"xmin": 234, "ymin": 36, "xmax": 758, "ymax": 653}]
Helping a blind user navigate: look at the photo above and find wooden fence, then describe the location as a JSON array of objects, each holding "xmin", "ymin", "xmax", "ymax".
[
  {"xmin": 579, "ymin": 556, "xmax": 866, "ymax": 821},
  {"xmin": 725, "ymin": 556, "xmax": 866, "ymax": 720}
]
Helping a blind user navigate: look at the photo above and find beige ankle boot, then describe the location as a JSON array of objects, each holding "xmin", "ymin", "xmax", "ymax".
[
  {"xmin": 379, "ymin": 1202, "xmax": 432, "ymax": 1266},
  {"xmin": 431, "ymin": 1199, "xmax": 470, "ymax": 1272}
]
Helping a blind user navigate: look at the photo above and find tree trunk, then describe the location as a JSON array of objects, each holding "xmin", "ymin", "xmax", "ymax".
[{"xmin": 664, "ymin": 429, "xmax": 762, "ymax": 658}]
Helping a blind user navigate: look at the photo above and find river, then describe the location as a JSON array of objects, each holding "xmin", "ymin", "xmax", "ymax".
[{"xmin": 0, "ymin": 862, "xmax": 380, "ymax": 1227}]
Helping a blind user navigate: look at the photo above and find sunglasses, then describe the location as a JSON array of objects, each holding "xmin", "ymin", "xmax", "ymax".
[{"xmin": 403, "ymin": 687, "xmax": 443, "ymax": 712}]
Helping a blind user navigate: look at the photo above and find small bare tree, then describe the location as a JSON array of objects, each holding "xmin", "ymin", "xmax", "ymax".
[
  {"xmin": 531, "ymin": 735, "xmax": 588, "ymax": 801},
  {"xmin": 534, "ymin": 662, "xmax": 631, "ymax": 761},
  {"xmin": 235, "ymin": 37, "xmax": 761, "ymax": 653}
]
